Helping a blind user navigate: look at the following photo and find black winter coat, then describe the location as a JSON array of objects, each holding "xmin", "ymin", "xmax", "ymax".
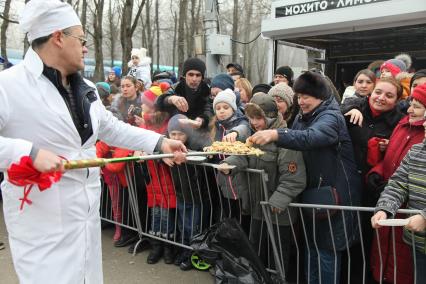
[
  {"xmin": 340, "ymin": 97, "xmax": 404, "ymax": 177},
  {"xmin": 170, "ymin": 162, "xmax": 207, "ymax": 204},
  {"xmin": 155, "ymin": 79, "xmax": 212, "ymax": 128},
  {"xmin": 276, "ymin": 96, "xmax": 361, "ymax": 251}
]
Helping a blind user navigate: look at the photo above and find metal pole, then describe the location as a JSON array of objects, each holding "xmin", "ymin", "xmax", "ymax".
[{"xmin": 204, "ymin": 0, "xmax": 221, "ymax": 78}]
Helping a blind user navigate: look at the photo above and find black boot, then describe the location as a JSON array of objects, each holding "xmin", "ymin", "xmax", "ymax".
[
  {"xmin": 114, "ymin": 233, "xmax": 139, "ymax": 248},
  {"xmin": 127, "ymin": 239, "xmax": 151, "ymax": 254},
  {"xmin": 163, "ymin": 244, "xmax": 175, "ymax": 264},
  {"xmin": 174, "ymin": 248, "xmax": 185, "ymax": 266},
  {"xmin": 147, "ymin": 241, "xmax": 163, "ymax": 264},
  {"xmin": 179, "ymin": 249, "xmax": 193, "ymax": 271}
]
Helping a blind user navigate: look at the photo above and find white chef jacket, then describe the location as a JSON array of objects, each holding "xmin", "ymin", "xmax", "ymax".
[{"xmin": 0, "ymin": 48, "xmax": 161, "ymax": 284}]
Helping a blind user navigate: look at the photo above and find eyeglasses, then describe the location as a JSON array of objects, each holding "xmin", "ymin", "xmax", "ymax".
[{"xmin": 63, "ymin": 31, "xmax": 88, "ymax": 47}]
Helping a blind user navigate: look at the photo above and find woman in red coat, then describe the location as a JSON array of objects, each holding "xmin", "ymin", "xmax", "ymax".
[{"xmin": 368, "ymin": 82, "xmax": 426, "ymax": 284}]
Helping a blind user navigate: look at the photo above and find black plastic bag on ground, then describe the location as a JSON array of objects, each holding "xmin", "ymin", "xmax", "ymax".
[{"xmin": 191, "ymin": 218, "xmax": 272, "ymax": 284}]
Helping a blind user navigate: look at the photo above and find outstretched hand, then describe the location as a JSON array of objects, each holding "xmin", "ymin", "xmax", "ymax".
[
  {"xmin": 248, "ymin": 129, "xmax": 279, "ymax": 146},
  {"xmin": 344, "ymin": 109, "xmax": 363, "ymax": 127},
  {"xmin": 169, "ymin": 95, "xmax": 189, "ymax": 112},
  {"xmin": 160, "ymin": 137, "xmax": 187, "ymax": 166}
]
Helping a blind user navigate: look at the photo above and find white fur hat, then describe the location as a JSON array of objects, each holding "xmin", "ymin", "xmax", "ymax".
[{"xmin": 131, "ymin": 48, "xmax": 148, "ymax": 59}]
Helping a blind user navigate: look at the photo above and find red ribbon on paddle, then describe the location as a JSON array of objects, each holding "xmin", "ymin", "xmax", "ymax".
[{"xmin": 7, "ymin": 156, "xmax": 63, "ymax": 210}]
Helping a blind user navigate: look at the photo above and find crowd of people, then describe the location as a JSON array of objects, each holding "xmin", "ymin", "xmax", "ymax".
[
  {"xmin": 93, "ymin": 48, "xmax": 426, "ymax": 283},
  {"xmin": 0, "ymin": 1, "xmax": 425, "ymax": 283}
]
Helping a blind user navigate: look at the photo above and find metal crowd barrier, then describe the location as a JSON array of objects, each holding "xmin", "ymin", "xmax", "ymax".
[
  {"xmin": 99, "ymin": 158, "xmax": 422, "ymax": 284},
  {"xmin": 100, "ymin": 159, "xmax": 271, "ymax": 256},
  {"xmin": 261, "ymin": 202, "xmax": 422, "ymax": 284}
]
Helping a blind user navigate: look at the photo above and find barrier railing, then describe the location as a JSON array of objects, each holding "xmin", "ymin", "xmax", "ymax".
[
  {"xmin": 261, "ymin": 202, "xmax": 422, "ymax": 284},
  {"xmin": 99, "ymin": 158, "xmax": 422, "ymax": 283}
]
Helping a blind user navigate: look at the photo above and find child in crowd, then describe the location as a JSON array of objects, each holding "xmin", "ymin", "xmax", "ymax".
[
  {"xmin": 111, "ymin": 76, "xmax": 142, "ymax": 124},
  {"xmin": 96, "ymin": 86, "xmax": 135, "ymax": 246},
  {"xmin": 210, "ymin": 88, "xmax": 250, "ymax": 143},
  {"xmin": 132, "ymin": 85, "xmax": 166, "ymax": 127},
  {"xmin": 128, "ymin": 47, "xmax": 152, "ymax": 88},
  {"xmin": 268, "ymin": 82, "xmax": 294, "ymax": 124},
  {"xmin": 96, "ymin": 141, "xmax": 131, "ymax": 244},
  {"xmin": 209, "ymin": 89, "xmax": 251, "ymax": 230},
  {"xmin": 138, "ymin": 90, "xmax": 176, "ymax": 265},
  {"xmin": 96, "ymin": 82, "xmax": 113, "ymax": 108},
  {"xmin": 167, "ymin": 114, "xmax": 205, "ymax": 271},
  {"xmin": 105, "ymin": 68, "xmax": 121, "ymax": 89},
  {"xmin": 219, "ymin": 93, "xmax": 306, "ymax": 273},
  {"xmin": 380, "ymin": 58, "xmax": 407, "ymax": 79},
  {"xmin": 235, "ymin": 78, "xmax": 253, "ymax": 104}
]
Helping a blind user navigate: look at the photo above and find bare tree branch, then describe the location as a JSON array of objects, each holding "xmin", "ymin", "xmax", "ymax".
[
  {"xmin": 0, "ymin": 13, "xmax": 18, "ymax": 24},
  {"xmin": 131, "ymin": 0, "xmax": 146, "ymax": 35}
]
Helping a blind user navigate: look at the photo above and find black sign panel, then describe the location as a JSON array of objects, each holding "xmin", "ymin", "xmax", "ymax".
[{"xmin": 276, "ymin": 0, "xmax": 390, "ymax": 18}]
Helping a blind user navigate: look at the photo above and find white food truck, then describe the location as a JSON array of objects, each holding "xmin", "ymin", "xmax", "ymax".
[{"xmin": 261, "ymin": 0, "xmax": 426, "ymax": 91}]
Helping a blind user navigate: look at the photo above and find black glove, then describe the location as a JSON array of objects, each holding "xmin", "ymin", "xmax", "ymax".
[{"xmin": 367, "ymin": 173, "xmax": 385, "ymax": 191}]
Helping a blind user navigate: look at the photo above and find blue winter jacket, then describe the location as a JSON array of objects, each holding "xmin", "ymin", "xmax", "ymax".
[{"xmin": 276, "ymin": 96, "xmax": 362, "ymax": 250}]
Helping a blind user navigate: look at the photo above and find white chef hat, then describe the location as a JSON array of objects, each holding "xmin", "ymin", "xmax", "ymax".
[{"xmin": 19, "ymin": 0, "xmax": 82, "ymax": 43}]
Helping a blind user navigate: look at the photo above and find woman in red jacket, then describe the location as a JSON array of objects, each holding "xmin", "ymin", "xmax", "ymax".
[{"xmin": 368, "ymin": 82, "xmax": 426, "ymax": 284}]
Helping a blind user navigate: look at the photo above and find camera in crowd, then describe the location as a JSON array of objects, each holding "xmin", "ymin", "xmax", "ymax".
[{"xmin": 128, "ymin": 105, "xmax": 143, "ymax": 117}]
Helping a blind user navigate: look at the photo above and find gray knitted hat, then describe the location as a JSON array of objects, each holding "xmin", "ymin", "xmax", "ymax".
[
  {"xmin": 167, "ymin": 114, "xmax": 193, "ymax": 137},
  {"xmin": 213, "ymin": 89, "xmax": 237, "ymax": 113},
  {"xmin": 268, "ymin": 82, "xmax": 294, "ymax": 108}
]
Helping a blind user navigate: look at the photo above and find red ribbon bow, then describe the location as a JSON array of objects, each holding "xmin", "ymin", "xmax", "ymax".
[{"xmin": 7, "ymin": 156, "xmax": 63, "ymax": 210}]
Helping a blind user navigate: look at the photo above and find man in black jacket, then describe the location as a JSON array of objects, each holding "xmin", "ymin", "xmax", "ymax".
[{"xmin": 156, "ymin": 58, "xmax": 212, "ymax": 129}]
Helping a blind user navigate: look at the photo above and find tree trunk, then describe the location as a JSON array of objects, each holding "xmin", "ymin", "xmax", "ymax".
[
  {"xmin": 145, "ymin": 0, "xmax": 153, "ymax": 61},
  {"xmin": 172, "ymin": 11, "xmax": 177, "ymax": 73},
  {"xmin": 23, "ymin": 0, "xmax": 30, "ymax": 54},
  {"xmin": 155, "ymin": 0, "xmax": 160, "ymax": 70},
  {"xmin": 120, "ymin": 0, "xmax": 133, "ymax": 75},
  {"xmin": 141, "ymin": 14, "xmax": 147, "ymax": 48},
  {"xmin": 81, "ymin": 0, "xmax": 87, "ymax": 33},
  {"xmin": 177, "ymin": 0, "xmax": 188, "ymax": 76},
  {"xmin": 120, "ymin": 0, "xmax": 146, "ymax": 75},
  {"xmin": 92, "ymin": 0, "xmax": 104, "ymax": 82},
  {"xmin": 195, "ymin": 0, "xmax": 202, "ymax": 34},
  {"xmin": 231, "ymin": 0, "xmax": 239, "ymax": 62},
  {"xmin": 243, "ymin": 0, "xmax": 254, "ymax": 80},
  {"xmin": 107, "ymin": 0, "xmax": 116, "ymax": 68},
  {"xmin": 0, "ymin": 0, "xmax": 12, "ymax": 62},
  {"xmin": 186, "ymin": 0, "xmax": 196, "ymax": 58}
]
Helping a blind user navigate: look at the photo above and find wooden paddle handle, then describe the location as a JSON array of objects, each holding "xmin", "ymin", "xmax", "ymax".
[{"xmin": 63, "ymin": 158, "xmax": 107, "ymax": 170}]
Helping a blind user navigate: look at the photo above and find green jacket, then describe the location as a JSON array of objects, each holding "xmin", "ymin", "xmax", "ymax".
[{"xmin": 224, "ymin": 116, "xmax": 306, "ymax": 225}]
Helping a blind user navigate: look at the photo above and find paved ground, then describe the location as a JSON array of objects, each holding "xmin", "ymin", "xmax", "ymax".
[{"xmin": 0, "ymin": 202, "xmax": 213, "ymax": 284}]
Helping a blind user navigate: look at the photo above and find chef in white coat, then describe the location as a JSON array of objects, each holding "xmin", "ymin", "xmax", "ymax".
[{"xmin": 0, "ymin": 0, "xmax": 187, "ymax": 283}]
